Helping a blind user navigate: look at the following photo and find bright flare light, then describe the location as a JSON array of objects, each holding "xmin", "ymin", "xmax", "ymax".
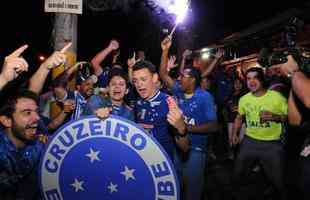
[
  {"xmin": 168, "ymin": 0, "xmax": 190, "ymax": 23},
  {"xmin": 201, "ymin": 52, "xmax": 211, "ymax": 60}
]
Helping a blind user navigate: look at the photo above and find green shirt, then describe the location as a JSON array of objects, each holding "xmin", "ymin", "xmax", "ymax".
[{"xmin": 238, "ymin": 90, "xmax": 288, "ymax": 141}]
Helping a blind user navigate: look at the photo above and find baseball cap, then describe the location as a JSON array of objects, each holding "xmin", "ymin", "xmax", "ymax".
[
  {"xmin": 76, "ymin": 74, "xmax": 97, "ymax": 85},
  {"xmin": 76, "ymin": 63, "xmax": 98, "ymax": 85}
]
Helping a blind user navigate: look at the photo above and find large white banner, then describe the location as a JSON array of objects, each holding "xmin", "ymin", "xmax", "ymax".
[{"xmin": 45, "ymin": 0, "xmax": 83, "ymax": 14}]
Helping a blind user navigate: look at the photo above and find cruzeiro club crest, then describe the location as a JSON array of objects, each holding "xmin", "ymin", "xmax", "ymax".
[{"xmin": 39, "ymin": 115, "xmax": 179, "ymax": 200}]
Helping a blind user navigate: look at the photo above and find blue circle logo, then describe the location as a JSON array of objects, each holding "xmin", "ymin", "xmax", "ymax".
[{"xmin": 39, "ymin": 115, "xmax": 179, "ymax": 200}]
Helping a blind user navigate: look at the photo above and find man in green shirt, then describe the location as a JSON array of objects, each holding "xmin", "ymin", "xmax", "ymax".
[{"xmin": 231, "ymin": 67, "xmax": 288, "ymax": 200}]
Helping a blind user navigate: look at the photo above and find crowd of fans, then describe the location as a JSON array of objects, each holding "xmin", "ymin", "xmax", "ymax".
[{"xmin": 0, "ymin": 35, "xmax": 309, "ymax": 200}]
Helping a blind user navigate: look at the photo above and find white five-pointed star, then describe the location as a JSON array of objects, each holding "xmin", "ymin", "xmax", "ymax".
[
  {"xmin": 120, "ymin": 166, "xmax": 136, "ymax": 181},
  {"xmin": 85, "ymin": 148, "xmax": 101, "ymax": 163},
  {"xmin": 107, "ymin": 182, "xmax": 118, "ymax": 193},
  {"xmin": 71, "ymin": 178, "xmax": 84, "ymax": 192}
]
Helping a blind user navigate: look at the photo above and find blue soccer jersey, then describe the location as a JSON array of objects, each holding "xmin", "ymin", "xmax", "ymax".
[
  {"xmin": 110, "ymin": 104, "xmax": 135, "ymax": 121},
  {"xmin": 134, "ymin": 90, "xmax": 174, "ymax": 159},
  {"xmin": 0, "ymin": 130, "xmax": 44, "ymax": 196},
  {"xmin": 85, "ymin": 95, "xmax": 134, "ymax": 121},
  {"xmin": 172, "ymin": 81, "xmax": 217, "ymax": 151}
]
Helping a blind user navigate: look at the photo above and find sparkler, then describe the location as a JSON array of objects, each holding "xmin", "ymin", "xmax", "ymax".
[{"xmin": 168, "ymin": 0, "xmax": 191, "ymax": 38}]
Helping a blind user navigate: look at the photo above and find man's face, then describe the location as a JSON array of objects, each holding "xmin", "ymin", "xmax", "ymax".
[
  {"xmin": 79, "ymin": 79, "xmax": 94, "ymax": 98},
  {"xmin": 11, "ymin": 98, "xmax": 40, "ymax": 142},
  {"xmin": 132, "ymin": 68, "xmax": 157, "ymax": 99},
  {"xmin": 108, "ymin": 76, "xmax": 127, "ymax": 102},
  {"xmin": 180, "ymin": 69, "xmax": 195, "ymax": 92},
  {"xmin": 246, "ymin": 71, "xmax": 263, "ymax": 93}
]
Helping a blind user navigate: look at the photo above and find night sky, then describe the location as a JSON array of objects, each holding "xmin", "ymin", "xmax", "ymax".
[{"xmin": 0, "ymin": 0, "xmax": 307, "ymax": 70}]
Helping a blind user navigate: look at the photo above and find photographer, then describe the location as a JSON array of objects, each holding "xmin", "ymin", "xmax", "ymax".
[{"xmin": 272, "ymin": 55, "xmax": 310, "ymax": 200}]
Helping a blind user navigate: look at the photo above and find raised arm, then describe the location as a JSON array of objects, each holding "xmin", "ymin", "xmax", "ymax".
[
  {"xmin": 167, "ymin": 55, "xmax": 178, "ymax": 72},
  {"xmin": 179, "ymin": 49, "xmax": 191, "ymax": 74},
  {"xmin": 127, "ymin": 52, "xmax": 138, "ymax": 83},
  {"xmin": 0, "ymin": 45, "xmax": 29, "ymax": 90},
  {"xmin": 201, "ymin": 48, "xmax": 224, "ymax": 78},
  {"xmin": 91, "ymin": 40, "xmax": 119, "ymax": 76},
  {"xmin": 112, "ymin": 50, "xmax": 120, "ymax": 65},
  {"xmin": 28, "ymin": 43, "xmax": 71, "ymax": 94},
  {"xmin": 159, "ymin": 37, "xmax": 175, "ymax": 90},
  {"xmin": 65, "ymin": 61, "xmax": 88, "ymax": 77}
]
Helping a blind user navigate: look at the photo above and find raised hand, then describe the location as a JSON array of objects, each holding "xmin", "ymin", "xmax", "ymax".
[
  {"xmin": 167, "ymin": 55, "xmax": 178, "ymax": 71},
  {"xmin": 42, "ymin": 42, "xmax": 72, "ymax": 70},
  {"xmin": 112, "ymin": 49, "xmax": 120, "ymax": 65},
  {"xmin": 0, "ymin": 45, "xmax": 29, "ymax": 83},
  {"xmin": 161, "ymin": 37, "xmax": 172, "ymax": 51},
  {"xmin": 215, "ymin": 48, "xmax": 225, "ymax": 58},
  {"xmin": 182, "ymin": 49, "xmax": 192, "ymax": 58},
  {"xmin": 108, "ymin": 40, "xmax": 119, "ymax": 51}
]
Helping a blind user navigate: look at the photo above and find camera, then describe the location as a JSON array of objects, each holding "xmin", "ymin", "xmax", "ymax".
[{"xmin": 258, "ymin": 17, "xmax": 310, "ymax": 76}]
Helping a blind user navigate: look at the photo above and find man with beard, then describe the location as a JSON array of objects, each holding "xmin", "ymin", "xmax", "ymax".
[
  {"xmin": 72, "ymin": 67, "xmax": 98, "ymax": 120},
  {"xmin": 231, "ymin": 67, "xmax": 288, "ymax": 200},
  {"xmin": 85, "ymin": 68, "xmax": 134, "ymax": 121},
  {"xmin": 0, "ymin": 90, "xmax": 44, "ymax": 200}
]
